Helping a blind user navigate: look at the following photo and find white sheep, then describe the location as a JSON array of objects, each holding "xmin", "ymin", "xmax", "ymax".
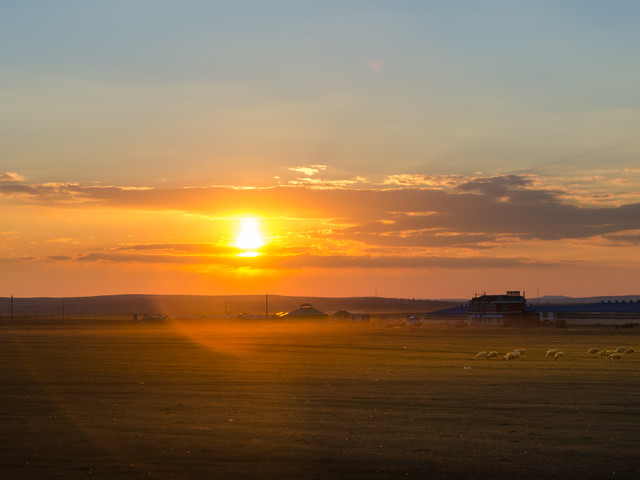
[
  {"xmin": 623, "ymin": 347, "xmax": 635, "ymax": 355},
  {"xmin": 587, "ymin": 348, "xmax": 599, "ymax": 355},
  {"xmin": 514, "ymin": 348, "xmax": 526, "ymax": 356},
  {"xmin": 510, "ymin": 350, "xmax": 521, "ymax": 360},
  {"xmin": 503, "ymin": 352, "xmax": 516, "ymax": 361},
  {"xmin": 609, "ymin": 353, "xmax": 623, "ymax": 360},
  {"xmin": 597, "ymin": 350, "xmax": 609, "ymax": 358},
  {"xmin": 546, "ymin": 348, "xmax": 560, "ymax": 358},
  {"xmin": 487, "ymin": 351, "xmax": 498, "ymax": 359},
  {"xmin": 474, "ymin": 351, "xmax": 489, "ymax": 360},
  {"xmin": 616, "ymin": 346, "xmax": 627, "ymax": 354},
  {"xmin": 554, "ymin": 351, "xmax": 564, "ymax": 361}
]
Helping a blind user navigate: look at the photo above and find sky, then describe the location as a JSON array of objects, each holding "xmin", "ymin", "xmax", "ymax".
[{"xmin": 2, "ymin": 1, "xmax": 640, "ymax": 299}]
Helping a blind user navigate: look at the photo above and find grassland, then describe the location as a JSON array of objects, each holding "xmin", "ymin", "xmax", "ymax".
[{"xmin": 1, "ymin": 318, "xmax": 639, "ymax": 479}]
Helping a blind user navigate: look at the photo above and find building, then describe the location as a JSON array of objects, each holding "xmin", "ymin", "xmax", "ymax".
[
  {"xmin": 428, "ymin": 293, "xmax": 640, "ymax": 328},
  {"xmin": 468, "ymin": 291, "xmax": 535, "ymax": 326},
  {"xmin": 331, "ymin": 310, "xmax": 370, "ymax": 322},
  {"xmin": 282, "ymin": 303, "xmax": 329, "ymax": 321},
  {"xmin": 531, "ymin": 300, "xmax": 640, "ymax": 326}
]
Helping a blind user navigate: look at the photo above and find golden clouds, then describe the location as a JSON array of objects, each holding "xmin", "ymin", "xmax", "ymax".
[{"xmin": 2, "ymin": 171, "xmax": 640, "ymax": 297}]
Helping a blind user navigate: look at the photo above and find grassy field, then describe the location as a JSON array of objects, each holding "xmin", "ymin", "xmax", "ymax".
[{"xmin": 1, "ymin": 318, "xmax": 639, "ymax": 479}]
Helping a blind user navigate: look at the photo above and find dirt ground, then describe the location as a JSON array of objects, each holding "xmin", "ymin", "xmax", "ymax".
[{"xmin": 1, "ymin": 318, "xmax": 639, "ymax": 479}]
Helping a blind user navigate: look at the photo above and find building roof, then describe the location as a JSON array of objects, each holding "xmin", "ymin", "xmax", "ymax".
[
  {"xmin": 428, "ymin": 300, "xmax": 640, "ymax": 316},
  {"xmin": 470, "ymin": 294, "xmax": 525, "ymax": 303},
  {"xmin": 530, "ymin": 301, "xmax": 640, "ymax": 313},
  {"xmin": 283, "ymin": 303, "xmax": 328, "ymax": 318}
]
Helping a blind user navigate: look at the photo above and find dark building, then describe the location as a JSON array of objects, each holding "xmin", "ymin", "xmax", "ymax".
[
  {"xmin": 468, "ymin": 291, "xmax": 530, "ymax": 326},
  {"xmin": 331, "ymin": 310, "xmax": 370, "ymax": 322},
  {"xmin": 427, "ymin": 293, "xmax": 640, "ymax": 327},
  {"xmin": 282, "ymin": 303, "xmax": 329, "ymax": 321},
  {"xmin": 469, "ymin": 291, "xmax": 526, "ymax": 314}
]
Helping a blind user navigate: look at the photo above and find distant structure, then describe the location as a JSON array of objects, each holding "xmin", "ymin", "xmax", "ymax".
[
  {"xmin": 532, "ymin": 300, "xmax": 640, "ymax": 326},
  {"xmin": 282, "ymin": 303, "xmax": 328, "ymax": 321},
  {"xmin": 427, "ymin": 291, "xmax": 640, "ymax": 328},
  {"xmin": 138, "ymin": 313, "xmax": 168, "ymax": 323},
  {"xmin": 331, "ymin": 310, "xmax": 370, "ymax": 322},
  {"xmin": 468, "ymin": 291, "xmax": 529, "ymax": 326}
]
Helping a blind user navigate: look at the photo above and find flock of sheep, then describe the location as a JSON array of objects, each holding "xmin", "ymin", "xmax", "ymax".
[
  {"xmin": 589, "ymin": 346, "xmax": 635, "ymax": 360},
  {"xmin": 474, "ymin": 348, "xmax": 526, "ymax": 361},
  {"xmin": 473, "ymin": 346, "xmax": 635, "ymax": 361}
]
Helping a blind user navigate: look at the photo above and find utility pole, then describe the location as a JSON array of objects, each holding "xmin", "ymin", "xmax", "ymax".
[{"xmin": 265, "ymin": 294, "xmax": 269, "ymax": 318}]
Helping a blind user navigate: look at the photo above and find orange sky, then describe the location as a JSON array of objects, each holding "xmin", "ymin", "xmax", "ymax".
[
  {"xmin": 3, "ymin": 3, "xmax": 640, "ymax": 299},
  {"xmin": 2, "ymin": 172, "xmax": 640, "ymax": 298}
]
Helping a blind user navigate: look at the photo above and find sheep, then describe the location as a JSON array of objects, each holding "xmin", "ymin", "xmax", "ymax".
[
  {"xmin": 609, "ymin": 353, "xmax": 623, "ymax": 360},
  {"xmin": 502, "ymin": 350, "xmax": 521, "ymax": 361},
  {"xmin": 514, "ymin": 348, "xmax": 526, "ymax": 356},
  {"xmin": 597, "ymin": 350, "xmax": 609, "ymax": 358},
  {"xmin": 474, "ymin": 351, "xmax": 489, "ymax": 360},
  {"xmin": 616, "ymin": 346, "xmax": 627, "ymax": 354},
  {"xmin": 487, "ymin": 351, "xmax": 498, "ymax": 359},
  {"xmin": 623, "ymin": 347, "xmax": 635, "ymax": 355},
  {"xmin": 587, "ymin": 348, "xmax": 599, "ymax": 355},
  {"xmin": 545, "ymin": 349, "xmax": 560, "ymax": 358},
  {"xmin": 554, "ymin": 351, "xmax": 564, "ymax": 361}
]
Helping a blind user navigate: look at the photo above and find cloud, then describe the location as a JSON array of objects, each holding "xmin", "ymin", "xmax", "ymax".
[
  {"xmin": 382, "ymin": 174, "xmax": 468, "ymax": 188},
  {"xmin": 3, "ymin": 172, "xmax": 640, "ymax": 251},
  {"xmin": 45, "ymin": 237, "xmax": 79, "ymax": 244},
  {"xmin": 0, "ymin": 172, "xmax": 25, "ymax": 183},
  {"xmin": 602, "ymin": 232, "xmax": 640, "ymax": 246},
  {"xmin": 0, "ymin": 183, "xmax": 39, "ymax": 196},
  {"xmin": 47, "ymin": 255, "xmax": 74, "ymax": 261},
  {"xmin": 456, "ymin": 175, "xmax": 534, "ymax": 196},
  {"xmin": 288, "ymin": 165, "xmax": 327, "ymax": 176},
  {"xmin": 41, "ymin": 248, "xmax": 559, "ymax": 270}
]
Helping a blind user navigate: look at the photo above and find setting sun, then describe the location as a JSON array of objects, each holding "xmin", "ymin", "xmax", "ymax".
[{"xmin": 235, "ymin": 217, "xmax": 265, "ymax": 255}]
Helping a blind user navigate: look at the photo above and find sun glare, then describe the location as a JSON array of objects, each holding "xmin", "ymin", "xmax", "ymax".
[{"xmin": 235, "ymin": 217, "xmax": 264, "ymax": 255}]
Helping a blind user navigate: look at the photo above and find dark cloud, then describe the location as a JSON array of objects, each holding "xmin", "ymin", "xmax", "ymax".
[
  {"xmin": 602, "ymin": 233, "xmax": 640, "ymax": 246},
  {"xmin": 456, "ymin": 175, "xmax": 533, "ymax": 196},
  {"xmin": 3, "ymin": 174, "xmax": 640, "ymax": 247},
  {"xmin": 0, "ymin": 184, "xmax": 39, "ymax": 195},
  {"xmin": 337, "ymin": 230, "xmax": 500, "ymax": 249},
  {"xmin": 75, "ymin": 252, "xmax": 216, "ymax": 264},
  {"xmin": 48, "ymin": 250, "xmax": 561, "ymax": 270}
]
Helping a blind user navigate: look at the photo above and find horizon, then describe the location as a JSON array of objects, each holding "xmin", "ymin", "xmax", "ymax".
[
  {"xmin": 4, "ymin": 291, "xmax": 640, "ymax": 303},
  {"xmin": 2, "ymin": 2, "xmax": 640, "ymax": 298}
]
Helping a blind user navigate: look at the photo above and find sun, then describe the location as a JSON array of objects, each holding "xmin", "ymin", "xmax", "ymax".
[{"xmin": 235, "ymin": 217, "xmax": 264, "ymax": 255}]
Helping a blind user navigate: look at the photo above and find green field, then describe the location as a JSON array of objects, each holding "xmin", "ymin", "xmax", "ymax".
[{"xmin": 2, "ymin": 318, "xmax": 639, "ymax": 479}]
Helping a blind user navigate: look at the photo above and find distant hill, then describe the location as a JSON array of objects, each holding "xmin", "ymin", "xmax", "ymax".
[
  {"xmin": 0, "ymin": 294, "xmax": 457, "ymax": 317},
  {"xmin": 3, "ymin": 294, "xmax": 638, "ymax": 318}
]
